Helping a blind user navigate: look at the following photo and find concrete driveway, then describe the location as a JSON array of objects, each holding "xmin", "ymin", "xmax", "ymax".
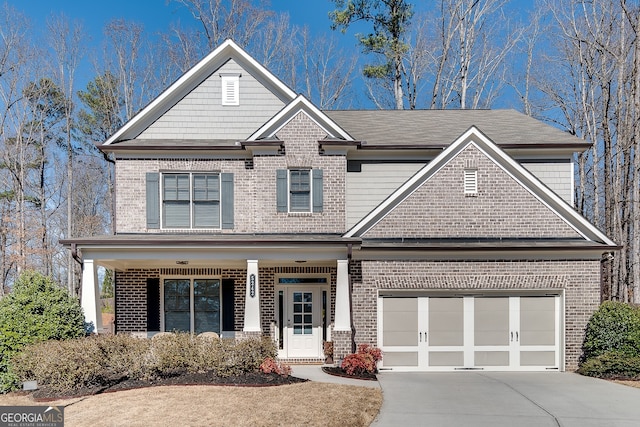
[{"xmin": 372, "ymin": 372, "xmax": 640, "ymax": 426}]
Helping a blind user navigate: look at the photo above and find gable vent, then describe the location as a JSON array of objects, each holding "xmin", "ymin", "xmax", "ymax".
[
  {"xmin": 220, "ymin": 74, "xmax": 240, "ymax": 106},
  {"xmin": 464, "ymin": 169, "xmax": 478, "ymax": 195}
]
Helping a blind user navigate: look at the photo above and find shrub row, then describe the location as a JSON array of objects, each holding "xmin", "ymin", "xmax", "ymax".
[
  {"xmin": 577, "ymin": 351, "xmax": 640, "ymax": 379},
  {"xmin": 12, "ymin": 333, "xmax": 277, "ymax": 393}
]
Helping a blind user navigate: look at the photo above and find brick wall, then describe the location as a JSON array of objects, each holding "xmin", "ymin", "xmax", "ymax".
[
  {"xmin": 116, "ymin": 112, "xmax": 346, "ymax": 234},
  {"xmin": 345, "ymin": 259, "xmax": 600, "ymax": 371},
  {"xmin": 115, "ymin": 265, "xmax": 337, "ymax": 340},
  {"xmin": 365, "ymin": 145, "xmax": 582, "ymax": 239}
]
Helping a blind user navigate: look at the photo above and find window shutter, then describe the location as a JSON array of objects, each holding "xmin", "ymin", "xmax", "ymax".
[
  {"xmin": 146, "ymin": 278, "xmax": 160, "ymax": 331},
  {"xmin": 221, "ymin": 173, "xmax": 234, "ymax": 229},
  {"xmin": 276, "ymin": 169, "xmax": 288, "ymax": 212},
  {"xmin": 146, "ymin": 172, "xmax": 160, "ymax": 229},
  {"xmin": 312, "ymin": 169, "xmax": 323, "ymax": 212}
]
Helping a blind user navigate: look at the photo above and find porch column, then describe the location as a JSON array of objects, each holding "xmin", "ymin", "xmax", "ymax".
[
  {"xmin": 243, "ymin": 259, "xmax": 261, "ymax": 332},
  {"xmin": 81, "ymin": 259, "xmax": 103, "ymax": 334},
  {"xmin": 334, "ymin": 259, "xmax": 351, "ymax": 331}
]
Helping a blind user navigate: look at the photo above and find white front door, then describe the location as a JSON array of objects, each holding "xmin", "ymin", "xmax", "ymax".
[
  {"xmin": 380, "ymin": 294, "xmax": 561, "ymax": 371},
  {"xmin": 285, "ymin": 287, "xmax": 322, "ymax": 358}
]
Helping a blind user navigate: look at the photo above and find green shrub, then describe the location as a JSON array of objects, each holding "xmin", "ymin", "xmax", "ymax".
[
  {"xmin": 582, "ymin": 301, "xmax": 640, "ymax": 360},
  {"xmin": 577, "ymin": 351, "xmax": 640, "ymax": 379},
  {"xmin": 12, "ymin": 334, "xmax": 278, "ymax": 392},
  {"xmin": 0, "ymin": 271, "xmax": 86, "ymax": 393}
]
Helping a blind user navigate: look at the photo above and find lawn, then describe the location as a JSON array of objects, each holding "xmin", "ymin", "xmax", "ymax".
[{"xmin": 0, "ymin": 382, "xmax": 382, "ymax": 427}]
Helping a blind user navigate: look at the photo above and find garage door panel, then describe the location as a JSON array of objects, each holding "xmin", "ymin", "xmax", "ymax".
[
  {"xmin": 475, "ymin": 351, "xmax": 509, "ymax": 366},
  {"xmin": 429, "ymin": 298, "xmax": 463, "ymax": 346},
  {"xmin": 474, "ymin": 297, "xmax": 509, "ymax": 346},
  {"xmin": 384, "ymin": 331, "xmax": 417, "ymax": 346},
  {"xmin": 520, "ymin": 351, "xmax": 555, "ymax": 366},
  {"xmin": 429, "ymin": 351, "xmax": 464, "ymax": 366},
  {"xmin": 384, "ymin": 352, "xmax": 419, "ymax": 367}
]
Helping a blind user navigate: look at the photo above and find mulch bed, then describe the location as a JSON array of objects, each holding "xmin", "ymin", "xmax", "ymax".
[
  {"xmin": 30, "ymin": 371, "xmax": 307, "ymax": 401},
  {"xmin": 321, "ymin": 366, "xmax": 378, "ymax": 381}
]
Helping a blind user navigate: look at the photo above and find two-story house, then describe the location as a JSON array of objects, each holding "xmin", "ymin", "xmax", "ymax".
[{"xmin": 62, "ymin": 40, "xmax": 617, "ymax": 372}]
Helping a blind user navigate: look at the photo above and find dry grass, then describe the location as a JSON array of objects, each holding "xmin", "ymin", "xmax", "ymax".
[{"xmin": 0, "ymin": 382, "xmax": 382, "ymax": 427}]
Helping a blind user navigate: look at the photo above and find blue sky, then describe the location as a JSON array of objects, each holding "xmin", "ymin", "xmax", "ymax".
[{"xmin": 6, "ymin": 0, "xmax": 534, "ymax": 109}]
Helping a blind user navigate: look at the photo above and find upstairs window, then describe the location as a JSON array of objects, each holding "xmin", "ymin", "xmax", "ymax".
[
  {"xmin": 163, "ymin": 173, "xmax": 220, "ymax": 228},
  {"xmin": 146, "ymin": 172, "xmax": 234, "ymax": 230},
  {"xmin": 220, "ymin": 75, "xmax": 239, "ymax": 106},
  {"xmin": 277, "ymin": 169, "xmax": 323, "ymax": 213}
]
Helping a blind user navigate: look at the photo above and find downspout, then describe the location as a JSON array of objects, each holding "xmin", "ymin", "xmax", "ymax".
[
  {"xmin": 347, "ymin": 243, "xmax": 356, "ymax": 353},
  {"xmin": 71, "ymin": 243, "xmax": 83, "ymax": 268}
]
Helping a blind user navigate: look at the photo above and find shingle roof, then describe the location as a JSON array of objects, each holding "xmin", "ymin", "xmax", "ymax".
[{"xmin": 324, "ymin": 109, "xmax": 586, "ymax": 147}]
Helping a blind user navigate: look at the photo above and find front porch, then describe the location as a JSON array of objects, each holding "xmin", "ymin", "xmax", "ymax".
[{"xmin": 75, "ymin": 239, "xmax": 355, "ymax": 361}]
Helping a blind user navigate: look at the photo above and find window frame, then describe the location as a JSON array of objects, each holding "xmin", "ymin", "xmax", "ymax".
[
  {"xmin": 288, "ymin": 169, "xmax": 312, "ymax": 213},
  {"xmin": 161, "ymin": 172, "xmax": 221, "ymax": 230},
  {"xmin": 160, "ymin": 276, "xmax": 223, "ymax": 334}
]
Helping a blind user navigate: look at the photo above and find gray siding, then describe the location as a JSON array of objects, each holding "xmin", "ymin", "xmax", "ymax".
[
  {"xmin": 346, "ymin": 163, "xmax": 424, "ymax": 228},
  {"xmin": 521, "ymin": 162, "xmax": 573, "ymax": 205},
  {"xmin": 138, "ymin": 59, "xmax": 285, "ymax": 140}
]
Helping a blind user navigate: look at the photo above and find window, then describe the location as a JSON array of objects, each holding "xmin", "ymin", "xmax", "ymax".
[
  {"xmin": 276, "ymin": 169, "xmax": 323, "ymax": 213},
  {"xmin": 221, "ymin": 75, "xmax": 239, "ymax": 106},
  {"xmin": 464, "ymin": 169, "xmax": 478, "ymax": 195},
  {"xmin": 163, "ymin": 278, "xmax": 221, "ymax": 334},
  {"xmin": 162, "ymin": 173, "xmax": 220, "ymax": 229},
  {"xmin": 289, "ymin": 169, "xmax": 311, "ymax": 212},
  {"xmin": 147, "ymin": 172, "xmax": 234, "ymax": 230}
]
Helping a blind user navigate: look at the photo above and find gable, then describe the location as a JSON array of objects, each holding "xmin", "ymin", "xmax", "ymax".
[
  {"xmin": 104, "ymin": 40, "xmax": 296, "ymax": 145},
  {"xmin": 361, "ymin": 143, "xmax": 581, "ymax": 239},
  {"xmin": 345, "ymin": 126, "xmax": 616, "ymax": 247},
  {"xmin": 138, "ymin": 59, "xmax": 286, "ymax": 141}
]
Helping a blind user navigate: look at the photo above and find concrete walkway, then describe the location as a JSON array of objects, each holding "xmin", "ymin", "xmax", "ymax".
[
  {"xmin": 372, "ymin": 371, "xmax": 640, "ymax": 427},
  {"xmin": 290, "ymin": 365, "xmax": 380, "ymax": 388}
]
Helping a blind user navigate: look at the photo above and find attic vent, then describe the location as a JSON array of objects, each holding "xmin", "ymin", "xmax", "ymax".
[
  {"xmin": 220, "ymin": 74, "xmax": 240, "ymax": 106},
  {"xmin": 464, "ymin": 169, "xmax": 478, "ymax": 195}
]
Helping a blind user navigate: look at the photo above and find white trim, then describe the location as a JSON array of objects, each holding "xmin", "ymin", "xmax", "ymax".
[
  {"xmin": 243, "ymin": 260, "xmax": 261, "ymax": 332},
  {"xmin": 81, "ymin": 259, "xmax": 102, "ymax": 333},
  {"xmin": 221, "ymin": 75, "xmax": 239, "ymax": 106},
  {"xmin": 247, "ymin": 95, "xmax": 353, "ymax": 141},
  {"xmin": 344, "ymin": 126, "xmax": 616, "ymax": 247},
  {"xmin": 334, "ymin": 260, "xmax": 351, "ymax": 331},
  {"xmin": 104, "ymin": 39, "xmax": 296, "ymax": 145}
]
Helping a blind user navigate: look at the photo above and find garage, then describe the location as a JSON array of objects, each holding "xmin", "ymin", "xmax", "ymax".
[{"xmin": 378, "ymin": 292, "xmax": 562, "ymax": 371}]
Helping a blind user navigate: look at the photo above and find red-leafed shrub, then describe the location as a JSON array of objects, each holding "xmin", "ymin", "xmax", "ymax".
[
  {"xmin": 341, "ymin": 344, "xmax": 382, "ymax": 376},
  {"xmin": 259, "ymin": 357, "xmax": 292, "ymax": 377}
]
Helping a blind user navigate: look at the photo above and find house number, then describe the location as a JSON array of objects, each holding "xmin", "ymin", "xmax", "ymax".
[{"xmin": 250, "ymin": 274, "xmax": 256, "ymax": 298}]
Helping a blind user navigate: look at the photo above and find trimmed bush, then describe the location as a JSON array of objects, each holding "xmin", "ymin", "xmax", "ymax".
[
  {"xmin": 577, "ymin": 351, "xmax": 640, "ymax": 379},
  {"xmin": 12, "ymin": 333, "xmax": 278, "ymax": 393},
  {"xmin": 0, "ymin": 271, "xmax": 85, "ymax": 393},
  {"xmin": 582, "ymin": 301, "xmax": 640, "ymax": 360},
  {"xmin": 341, "ymin": 344, "xmax": 383, "ymax": 376}
]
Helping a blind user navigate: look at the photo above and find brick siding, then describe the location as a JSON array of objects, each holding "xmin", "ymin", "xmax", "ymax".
[
  {"xmin": 337, "ymin": 259, "xmax": 600, "ymax": 371},
  {"xmin": 365, "ymin": 145, "xmax": 582, "ymax": 239}
]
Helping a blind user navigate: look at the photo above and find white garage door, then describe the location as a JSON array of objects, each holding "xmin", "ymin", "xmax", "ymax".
[{"xmin": 378, "ymin": 294, "xmax": 561, "ymax": 371}]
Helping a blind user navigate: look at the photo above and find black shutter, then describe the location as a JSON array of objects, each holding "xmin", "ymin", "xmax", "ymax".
[
  {"xmin": 146, "ymin": 278, "xmax": 160, "ymax": 331},
  {"xmin": 222, "ymin": 279, "xmax": 235, "ymax": 332}
]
